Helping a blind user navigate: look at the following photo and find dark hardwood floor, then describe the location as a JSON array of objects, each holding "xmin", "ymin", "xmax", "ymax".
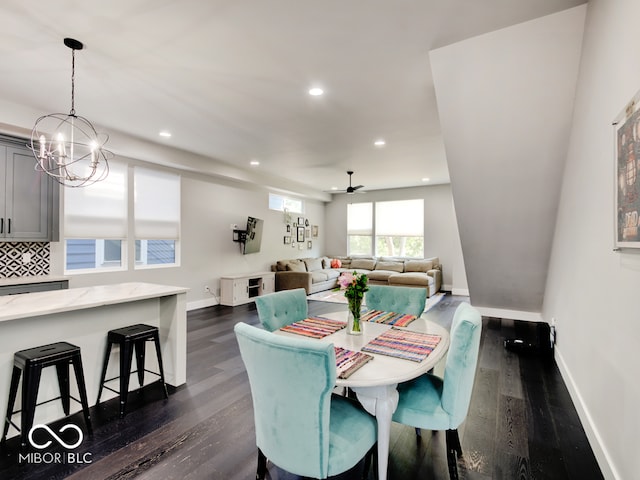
[{"xmin": 0, "ymin": 295, "xmax": 603, "ymax": 479}]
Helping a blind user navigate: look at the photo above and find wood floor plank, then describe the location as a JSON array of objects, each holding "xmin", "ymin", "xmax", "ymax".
[{"xmin": 0, "ymin": 295, "xmax": 604, "ymax": 480}]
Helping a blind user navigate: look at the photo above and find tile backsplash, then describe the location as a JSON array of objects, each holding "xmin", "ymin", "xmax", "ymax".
[{"xmin": 0, "ymin": 242, "xmax": 50, "ymax": 278}]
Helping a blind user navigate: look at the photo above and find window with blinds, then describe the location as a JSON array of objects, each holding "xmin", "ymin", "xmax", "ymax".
[
  {"xmin": 375, "ymin": 199, "xmax": 424, "ymax": 257},
  {"xmin": 64, "ymin": 161, "xmax": 127, "ymax": 271},
  {"xmin": 346, "ymin": 199, "xmax": 424, "ymax": 258},
  {"xmin": 64, "ymin": 162, "xmax": 181, "ymax": 272},
  {"xmin": 347, "ymin": 202, "xmax": 373, "ymax": 255},
  {"xmin": 134, "ymin": 167, "xmax": 180, "ymax": 268}
]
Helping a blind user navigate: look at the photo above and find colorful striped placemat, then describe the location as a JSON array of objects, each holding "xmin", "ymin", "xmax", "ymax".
[
  {"xmin": 360, "ymin": 309, "xmax": 418, "ymax": 327},
  {"xmin": 279, "ymin": 316, "xmax": 346, "ymax": 339},
  {"xmin": 335, "ymin": 347, "xmax": 374, "ymax": 379},
  {"xmin": 361, "ymin": 328, "xmax": 441, "ymax": 362}
]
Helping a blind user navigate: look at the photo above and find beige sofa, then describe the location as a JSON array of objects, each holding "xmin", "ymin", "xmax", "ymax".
[{"xmin": 271, "ymin": 256, "xmax": 442, "ymax": 297}]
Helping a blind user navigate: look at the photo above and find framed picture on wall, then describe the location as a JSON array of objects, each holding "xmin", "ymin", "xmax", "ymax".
[
  {"xmin": 312, "ymin": 225, "xmax": 318, "ymax": 237},
  {"xmin": 307, "ymin": 240, "xmax": 312, "ymax": 249},
  {"xmin": 297, "ymin": 217, "xmax": 304, "ymax": 226},
  {"xmin": 284, "ymin": 236, "xmax": 291, "ymax": 244},
  {"xmin": 296, "ymin": 226, "xmax": 305, "ymax": 242},
  {"xmin": 613, "ymin": 90, "xmax": 640, "ymax": 249}
]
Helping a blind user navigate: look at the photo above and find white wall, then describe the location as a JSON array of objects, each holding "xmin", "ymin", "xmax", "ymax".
[
  {"xmin": 430, "ymin": 6, "xmax": 586, "ymax": 316},
  {"xmin": 544, "ymin": 1, "xmax": 640, "ymax": 479},
  {"xmin": 49, "ymin": 167, "xmax": 326, "ymax": 310},
  {"xmin": 324, "ymin": 184, "xmax": 467, "ymax": 292}
]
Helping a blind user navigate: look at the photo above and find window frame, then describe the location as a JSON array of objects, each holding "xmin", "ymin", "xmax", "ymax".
[{"xmin": 347, "ymin": 199, "xmax": 425, "ymax": 258}]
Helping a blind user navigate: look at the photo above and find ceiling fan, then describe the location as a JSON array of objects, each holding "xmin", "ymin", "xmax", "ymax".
[{"xmin": 333, "ymin": 171, "xmax": 365, "ymax": 194}]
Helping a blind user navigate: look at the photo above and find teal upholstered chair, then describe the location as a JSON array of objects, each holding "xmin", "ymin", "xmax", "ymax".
[
  {"xmin": 365, "ymin": 285, "xmax": 427, "ymax": 317},
  {"xmin": 234, "ymin": 322, "xmax": 377, "ymax": 479},
  {"xmin": 254, "ymin": 288, "xmax": 308, "ymax": 331},
  {"xmin": 391, "ymin": 302, "xmax": 482, "ymax": 480}
]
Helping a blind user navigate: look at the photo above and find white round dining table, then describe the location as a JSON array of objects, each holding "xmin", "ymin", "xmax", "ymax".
[{"xmin": 276, "ymin": 310, "xmax": 450, "ymax": 480}]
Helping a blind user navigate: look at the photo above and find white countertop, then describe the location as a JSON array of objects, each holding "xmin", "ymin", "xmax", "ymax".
[
  {"xmin": 0, "ymin": 282, "xmax": 189, "ymax": 323},
  {"xmin": 0, "ymin": 275, "xmax": 69, "ymax": 287}
]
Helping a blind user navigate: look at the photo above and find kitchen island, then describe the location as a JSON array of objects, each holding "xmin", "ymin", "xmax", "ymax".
[{"xmin": 0, "ymin": 282, "xmax": 188, "ymax": 439}]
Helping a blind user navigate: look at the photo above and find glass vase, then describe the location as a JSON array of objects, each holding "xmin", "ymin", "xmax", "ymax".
[{"xmin": 347, "ymin": 296, "xmax": 363, "ymax": 335}]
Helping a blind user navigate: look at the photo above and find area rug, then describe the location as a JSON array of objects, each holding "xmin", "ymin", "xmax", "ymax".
[{"xmin": 308, "ymin": 290, "xmax": 446, "ymax": 313}]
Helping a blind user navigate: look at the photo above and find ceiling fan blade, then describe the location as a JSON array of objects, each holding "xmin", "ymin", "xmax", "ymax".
[{"xmin": 328, "ymin": 171, "xmax": 365, "ymax": 194}]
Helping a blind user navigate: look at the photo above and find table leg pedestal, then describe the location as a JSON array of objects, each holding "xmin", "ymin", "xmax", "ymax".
[{"xmin": 352, "ymin": 384, "xmax": 399, "ymax": 480}]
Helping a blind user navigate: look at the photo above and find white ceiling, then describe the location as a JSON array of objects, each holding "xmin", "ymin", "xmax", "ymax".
[{"xmin": 0, "ymin": 0, "xmax": 585, "ymax": 195}]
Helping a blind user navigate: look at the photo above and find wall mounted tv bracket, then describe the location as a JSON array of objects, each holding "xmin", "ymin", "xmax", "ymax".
[{"xmin": 232, "ymin": 229, "xmax": 247, "ymax": 243}]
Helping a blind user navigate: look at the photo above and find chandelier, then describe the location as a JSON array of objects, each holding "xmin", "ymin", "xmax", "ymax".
[{"xmin": 30, "ymin": 38, "xmax": 110, "ymax": 187}]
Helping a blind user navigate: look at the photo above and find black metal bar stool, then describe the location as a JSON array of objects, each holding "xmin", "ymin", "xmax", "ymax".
[
  {"xmin": 96, "ymin": 324, "xmax": 168, "ymax": 417},
  {"xmin": 1, "ymin": 342, "xmax": 93, "ymax": 450}
]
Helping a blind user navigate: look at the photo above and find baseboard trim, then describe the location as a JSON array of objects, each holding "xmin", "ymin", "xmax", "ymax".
[
  {"xmin": 187, "ymin": 298, "xmax": 219, "ymax": 311},
  {"xmin": 472, "ymin": 306, "xmax": 543, "ymax": 322},
  {"xmin": 554, "ymin": 347, "xmax": 619, "ymax": 480},
  {"xmin": 451, "ymin": 287, "xmax": 469, "ymax": 296}
]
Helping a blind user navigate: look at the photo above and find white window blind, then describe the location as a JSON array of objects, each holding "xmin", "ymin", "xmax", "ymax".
[
  {"xmin": 64, "ymin": 161, "xmax": 127, "ymax": 239},
  {"xmin": 134, "ymin": 167, "xmax": 180, "ymax": 239},
  {"xmin": 347, "ymin": 202, "xmax": 373, "ymax": 235},
  {"xmin": 375, "ymin": 200, "xmax": 423, "ymax": 236}
]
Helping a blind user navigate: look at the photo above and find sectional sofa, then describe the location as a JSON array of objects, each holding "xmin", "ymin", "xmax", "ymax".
[{"xmin": 271, "ymin": 256, "xmax": 442, "ymax": 297}]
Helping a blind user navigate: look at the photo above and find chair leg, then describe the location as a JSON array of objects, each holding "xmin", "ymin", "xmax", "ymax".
[
  {"xmin": 1, "ymin": 367, "xmax": 22, "ymax": 446},
  {"xmin": 96, "ymin": 341, "xmax": 113, "ymax": 404},
  {"xmin": 71, "ymin": 354, "xmax": 93, "ymax": 436},
  {"xmin": 447, "ymin": 428, "xmax": 462, "ymax": 456},
  {"xmin": 256, "ymin": 448, "xmax": 267, "ymax": 480},
  {"xmin": 119, "ymin": 341, "xmax": 135, "ymax": 418},
  {"xmin": 445, "ymin": 429, "xmax": 461, "ymax": 480},
  {"xmin": 134, "ymin": 340, "xmax": 146, "ymax": 387},
  {"xmin": 20, "ymin": 365, "xmax": 42, "ymax": 451},
  {"xmin": 152, "ymin": 333, "xmax": 169, "ymax": 399},
  {"xmin": 55, "ymin": 361, "xmax": 71, "ymax": 415}
]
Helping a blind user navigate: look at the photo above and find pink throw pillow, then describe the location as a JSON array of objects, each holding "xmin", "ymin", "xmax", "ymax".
[{"xmin": 330, "ymin": 258, "xmax": 342, "ymax": 269}]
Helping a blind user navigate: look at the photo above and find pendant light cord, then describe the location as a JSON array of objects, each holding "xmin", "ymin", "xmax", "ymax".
[{"xmin": 70, "ymin": 48, "xmax": 76, "ymax": 116}]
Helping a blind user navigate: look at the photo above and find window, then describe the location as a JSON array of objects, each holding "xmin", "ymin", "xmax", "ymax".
[
  {"xmin": 269, "ymin": 193, "xmax": 304, "ymax": 214},
  {"xmin": 347, "ymin": 202, "xmax": 373, "ymax": 255},
  {"xmin": 66, "ymin": 239, "xmax": 124, "ymax": 270},
  {"xmin": 64, "ymin": 162, "xmax": 180, "ymax": 272},
  {"xmin": 135, "ymin": 240, "xmax": 176, "ymax": 265},
  {"xmin": 64, "ymin": 161, "xmax": 127, "ymax": 272},
  {"xmin": 346, "ymin": 199, "xmax": 425, "ymax": 258},
  {"xmin": 375, "ymin": 199, "xmax": 424, "ymax": 257},
  {"xmin": 134, "ymin": 167, "xmax": 180, "ymax": 268}
]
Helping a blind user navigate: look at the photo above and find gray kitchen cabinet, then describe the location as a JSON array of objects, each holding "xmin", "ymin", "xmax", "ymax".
[{"xmin": 0, "ymin": 136, "xmax": 59, "ymax": 242}]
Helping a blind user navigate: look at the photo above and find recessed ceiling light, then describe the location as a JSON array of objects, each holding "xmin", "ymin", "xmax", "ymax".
[
  {"xmin": 308, "ymin": 87, "xmax": 324, "ymax": 96},
  {"xmin": 422, "ymin": 177, "xmax": 430, "ymax": 182},
  {"xmin": 374, "ymin": 139, "xmax": 386, "ymax": 147},
  {"xmin": 159, "ymin": 131, "xmax": 172, "ymax": 138},
  {"xmin": 250, "ymin": 160, "xmax": 260, "ymax": 166}
]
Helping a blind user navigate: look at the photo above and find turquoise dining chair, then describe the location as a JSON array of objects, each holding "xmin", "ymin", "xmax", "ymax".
[
  {"xmin": 391, "ymin": 302, "xmax": 482, "ymax": 480},
  {"xmin": 254, "ymin": 288, "xmax": 308, "ymax": 331},
  {"xmin": 365, "ymin": 285, "xmax": 427, "ymax": 317},
  {"xmin": 234, "ymin": 322, "xmax": 377, "ymax": 479}
]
